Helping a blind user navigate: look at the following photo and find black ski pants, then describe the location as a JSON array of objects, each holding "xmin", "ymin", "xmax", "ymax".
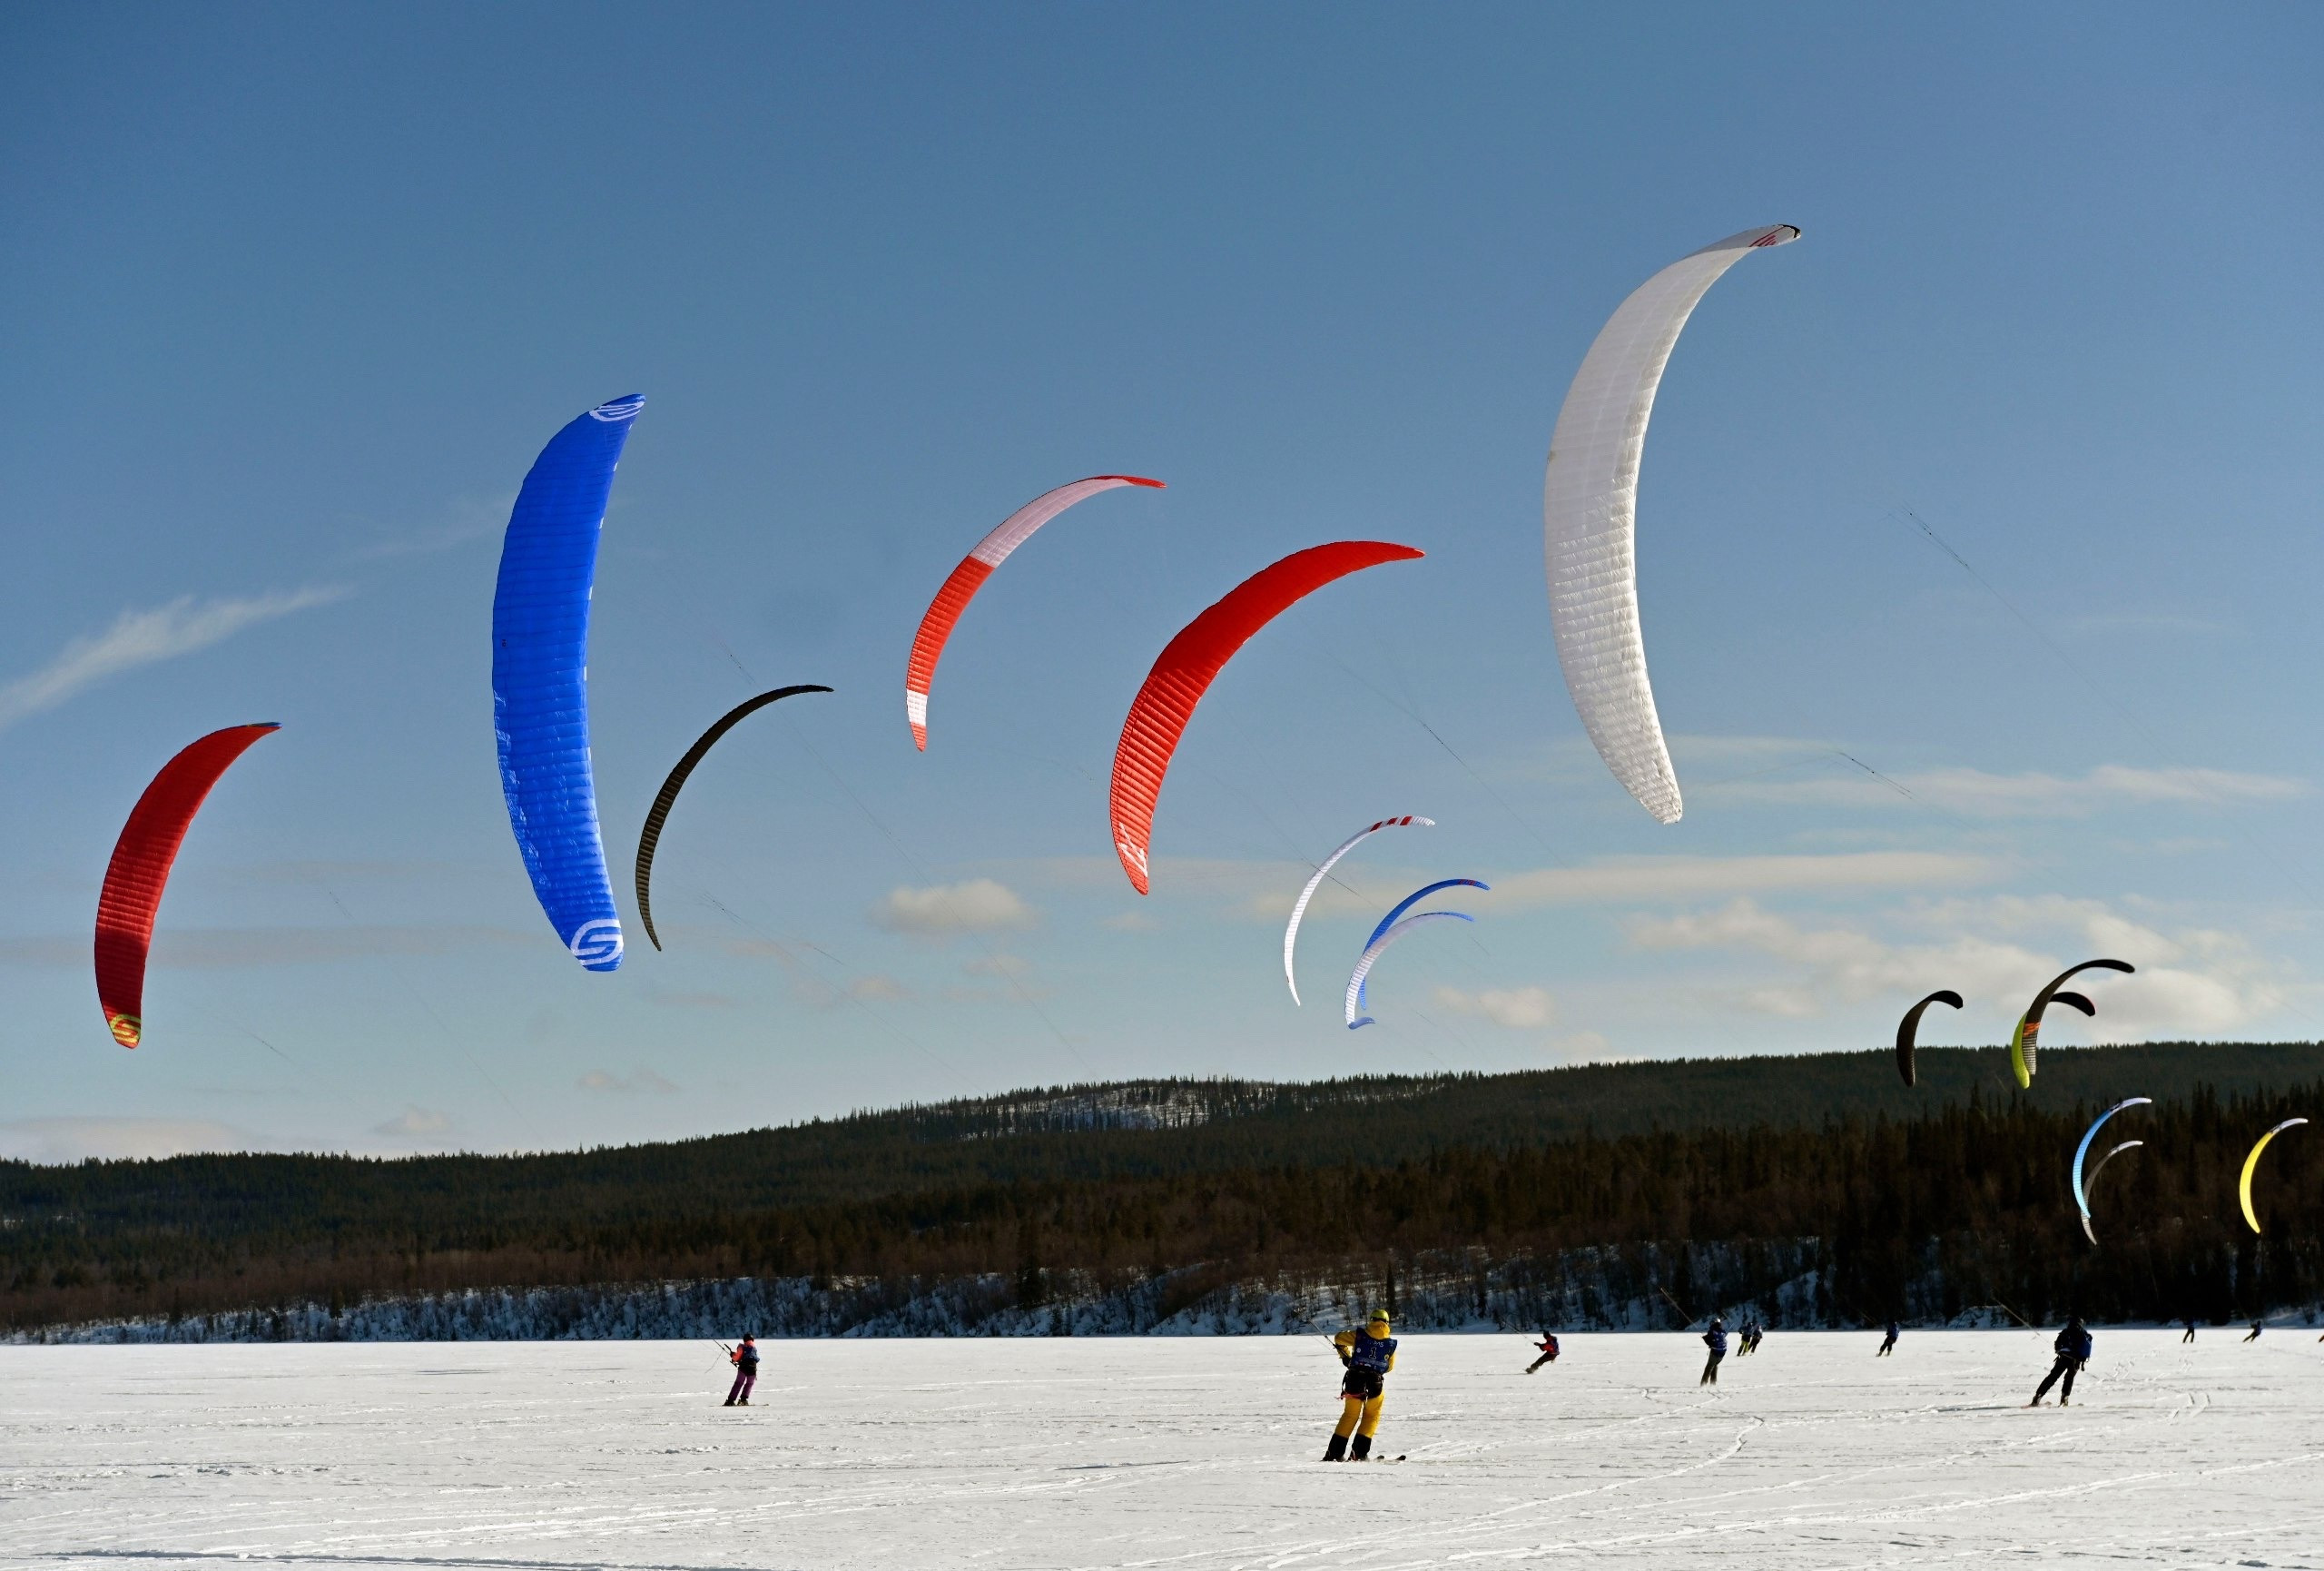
[{"xmin": 2033, "ymin": 1356, "xmax": 2079, "ymax": 1403}]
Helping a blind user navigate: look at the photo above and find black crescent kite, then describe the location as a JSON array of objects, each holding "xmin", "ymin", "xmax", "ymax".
[
  {"xmin": 635, "ymin": 685, "xmax": 832, "ymax": 951},
  {"xmin": 1894, "ymin": 990, "xmax": 1963, "ymax": 1088}
]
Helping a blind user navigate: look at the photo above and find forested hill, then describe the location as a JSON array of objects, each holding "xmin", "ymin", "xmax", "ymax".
[
  {"xmin": 8, "ymin": 1041, "xmax": 2323, "ymax": 1231},
  {"xmin": 6, "ymin": 1042, "xmax": 2322, "ymax": 1335}
]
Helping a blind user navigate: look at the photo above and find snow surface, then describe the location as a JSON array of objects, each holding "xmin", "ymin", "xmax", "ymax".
[{"xmin": 4, "ymin": 1331, "xmax": 2320, "ymax": 1568}]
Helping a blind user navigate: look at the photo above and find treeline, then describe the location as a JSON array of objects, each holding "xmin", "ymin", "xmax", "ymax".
[
  {"xmin": 7, "ymin": 1041, "xmax": 2319, "ymax": 1241},
  {"xmin": 6, "ymin": 1062, "xmax": 2319, "ymax": 1333}
]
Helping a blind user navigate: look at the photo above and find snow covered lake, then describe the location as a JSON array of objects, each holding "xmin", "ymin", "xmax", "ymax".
[{"xmin": 4, "ymin": 1330, "xmax": 2319, "ymax": 1568}]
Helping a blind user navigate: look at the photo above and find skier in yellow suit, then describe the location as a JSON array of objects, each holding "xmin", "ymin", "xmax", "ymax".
[{"xmin": 1323, "ymin": 1311, "xmax": 1398, "ymax": 1461}]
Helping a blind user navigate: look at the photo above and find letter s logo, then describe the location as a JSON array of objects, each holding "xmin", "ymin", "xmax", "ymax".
[{"xmin": 568, "ymin": 919, "xmax": 625, "ymax": 970}]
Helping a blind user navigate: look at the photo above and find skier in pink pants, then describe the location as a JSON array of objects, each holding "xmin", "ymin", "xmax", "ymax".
[{"xmin": 724, "ymin": 1336, "xmax": 759, "ymax": 1406}]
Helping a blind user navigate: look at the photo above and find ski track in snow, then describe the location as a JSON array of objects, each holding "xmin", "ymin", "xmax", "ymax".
[{"xmin": 2, "ymin": 1332, "xmax": 2319, "ymax": 1570}]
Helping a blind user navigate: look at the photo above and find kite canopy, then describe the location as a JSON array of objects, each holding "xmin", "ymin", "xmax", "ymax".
[
  {"xmin": 1108, "ymin": 540, "xmax": 1424, "ymax": 894},
  {"xmin": 2010, "ymin": 960, "xmax": 2133, "ymax": 1088},
  {"xmin": 1357, "ymin": 879, "xmax": 1488, "ymax": 1010},
  {"xmin": 1344, "ymin": 911, "xmax": 1472, "ymax": 1030},
  {"xmin": 1283, "ymin": 816, "xmax": 1433, "ymax": 1006},
  {"xmin": 904, "ymin": 476, "xmax": 1163, "ymax": 750},
  {"xmin": 2071, "ymin": 1097, "xmax": 2152, "ymax": 1244},
  {"xmin": 94, "ymin": 723, "xmax": 281, "ymax": 1048},
  {"xmin": 1544, "ymin": 223, "xmax": 1799, "ymax": 825},
  {"xmin": 492, "ymin": 394, "xmax": 642, "ymax": 973},
  {"xmin": 2078, "ymin": 1141, "xmax": 2144, "ymax": 1246},
  {"xmin": 1893, "ymin": 988, "xmax": 1964, "ymax": 1088},
  {"xmin": 2240, "ymin": 1117, "xmax": 2309, "ymax": 1233},
  {"xmin": 634, "ymin": 685, "xmax": 833, "ymax": 952}
]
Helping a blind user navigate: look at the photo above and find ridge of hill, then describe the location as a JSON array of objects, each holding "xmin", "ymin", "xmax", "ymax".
[{"xmin": 6, "ymin": 1041, "xmax": 2320, "ymax": 1233}]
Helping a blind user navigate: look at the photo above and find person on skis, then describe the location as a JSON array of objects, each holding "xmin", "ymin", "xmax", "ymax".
[
  {"xmin": 2243, "ymin": 1319, "xmax": 2263, "ymax": 1342},
  {"xmin": 1525, "ymin": 1331, "xmax": 1561, "ymax": 1373},
  {"xmin": 2182, "ymin": 1317, "xmax": 2197, "ymax": 1343},
  {"xmin": 2029, "ymin": 1317, "xmax": 2092, "ymax": 1407},
  {"xmin": 1742, "ymin": 1319, "xmax": 1764, "ymax": 1355},
  {"xmin": 1876, "ymin": 1319, "xmax": 1900, "ymax": 1357},
  {"xmin": 724, "ymin": 1335, "xmax": 760, "ymax": 1407},
  {"xmin": 1324, "ymin": 1311, "xmax": 1397, "ymax": 1461},
  {"xmin": 1700, "ymin": 1317, "xmax": 1728, "ymax": 1386}
]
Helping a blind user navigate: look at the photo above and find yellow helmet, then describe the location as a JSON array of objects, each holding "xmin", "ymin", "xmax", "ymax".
[{"xmin": 1367, "ymin": 1311, "xmax": 1391, "ymax": 1332}]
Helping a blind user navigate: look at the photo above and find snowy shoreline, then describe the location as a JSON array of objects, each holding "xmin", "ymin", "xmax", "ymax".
[{"xmin": 19, "ymin": 1250, "xmax": 2318, "ymax": 1343}]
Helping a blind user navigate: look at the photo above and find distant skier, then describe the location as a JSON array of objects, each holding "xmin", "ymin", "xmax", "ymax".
[
  {"xmin": 1323, "ymin": 1311, "xmax": 1397, "ymax": 1461},
  {"xmin": 2243, "ymin": 1319, "xmax": 2263, "ymax": 1342},
  {"xmin": 1877, "ymin": 1320, "xmax": 1900, "ymax": 1357},
  {"xmin": 724, "ymin": 1335, "xmax": 759, "ymax": 1407},
  {"xmin": 1700, "ymin": 1318, "xmax": 1728, "ymax": 1386},
  {"xmin": 1744, "ymin": 1320, "xmax": 1765, "ymax": 1355},
  {"xmin": 2182, "ymin": 1318, "xmax": 2197, "ymax": 1343},
  {"xmin": 1525, "ymin": 1331, "xmax": 1561, "ymax": 1373},
  {"xmin": 2028, "ymin": 1317, "xmax": 2093, "ymax": 1407}
]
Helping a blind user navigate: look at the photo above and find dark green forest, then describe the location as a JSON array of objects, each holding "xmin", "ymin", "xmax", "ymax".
[{"xmin": 5, "ymin": 1043, "xmax": 2319, "ymax": 1333}]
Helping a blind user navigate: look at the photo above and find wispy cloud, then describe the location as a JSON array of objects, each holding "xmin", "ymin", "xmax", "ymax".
[
  {"xmin": 372, "ymin": 1106, "xmax": 454, "ymax": 1141},
  {"xmin": 0, "ymin": 1117, "xmax": 259, "ymax": 1164},
  {"xmin": 1715, "ymin": 764, "xmax": 2304, "ymax": 818},
  {"xmin": 348, "ymin": 493, "xmax": 513, "ymax": 562},
  {"xmin": 1487, "ymin": 852, "xmax": 1998, "ymax": 912},
  {"xmin": 1433, "ymin": 984, "xmax": 1556, "ymax": 1029},
  {"xmin": 648, "ymin": 988, "xmax": 742, "ymax": 1011},
  {"xmin": 1628, "ymin": 895, "xmax": 2292, "ymax": 1038},
  {"xmin": 577, "ymin": 1068, "xmax": 680, "ymax": 1094},
  {"xmin": 2060, "ymin": 611, "xmax": 2228, "ymax": 638},
  {"xmin": 871, "ymin": 879, "xmax": 1037, "ymax": 937},
  {"xmin": 0, "ymin": 588, "xmax": 348, "ymax": 732},
  {"xmin": 779, "ymin": 970, "xmax": 914, "ymax": 1010},
  {"xmin": 0, "ymin": 924, "xmax": 527, "ymax": 970},
  {"xmin": 1018, "ymin": 849, "xmax": 1997, "ymax": 921}
]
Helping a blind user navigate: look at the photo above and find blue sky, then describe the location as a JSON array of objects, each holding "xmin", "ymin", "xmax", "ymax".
[{"xmin": 4, "ymin": 2, "xmax": 2320, "ymax": 1161}]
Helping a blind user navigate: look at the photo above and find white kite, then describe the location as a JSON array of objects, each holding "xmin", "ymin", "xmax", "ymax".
[
  {"xmin": 1544, "ymin": 223, "xmax": 1800, "ymax": 823},
  {"xmin": 1283, "ymin": 816, "xmax": 1433, "ymax": 1005}
]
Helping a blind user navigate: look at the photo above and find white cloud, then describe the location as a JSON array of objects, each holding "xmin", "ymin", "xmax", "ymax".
[
  {"xmin": 1102, "ymin": 911, "xmax": 1159, "ymax": 933},
  {"xmin": 871, "ymin": 879, "xmax": 1035, "ymax": 936},
  {"xmin": 1628, "ymin": 896, "xmax": 2290, "ymax": 1038},
  {"xmin": 1630, "ymin": 899, "xmax": 2055, "ymax": 1005},
  {"xmin": 577, "ymin": 1068, "xmax": 679, "ymax": 1094},
  {"xmin": 0, "ymin": 1117, "xmax": 257, "ymax": 1163},
  {"xmin": 847, "ymin": 973, "xmax": 912, "ymax": 1002},
  {"xmin": 373, "ymin": 1106, "xmax": 453, "ymax": 1139},
  {"xmin": 0, "ymin": 587, "xmax": 348, "ymax": 732},
  {"xmin": 965, "ymin": 953, "xmax": 1030, "ymax": 978},
  {"xmin": 1433, "ymin": 984, "xmax": 1557, "ymax": 1030},
  {"xmin": 1718, "ymin": 764, "xmax": 2303, "ymax": 818}
]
